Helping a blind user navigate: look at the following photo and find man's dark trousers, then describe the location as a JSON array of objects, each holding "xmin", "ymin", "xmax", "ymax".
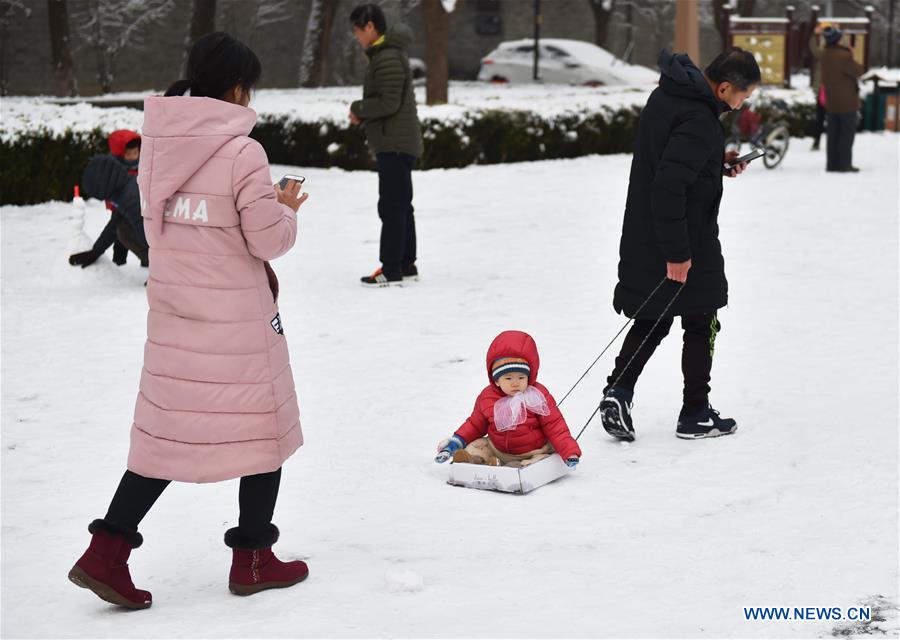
[
  {"xmin": 376, "ymin": 152, "xmax": 416, "ymax": 275},
  {"xmin": 826, "ymin": 112, "xmax": 857, "ymax": 171},
  {"xmin": 605, "ymin": 313, "xmax": 722, "ymax": 414}
]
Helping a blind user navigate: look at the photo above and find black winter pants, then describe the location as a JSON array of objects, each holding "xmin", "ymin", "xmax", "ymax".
[
  {"xmin": 115, "ymin": 223, "xmax": 149, "ymax": 267},
  {"xmin": 112, "ymin": 240, "xmax": 129, "ymax": 265},
  {"xmin": 605, "ymin": 313, "xmax": 721, "ymax": 414},
  {"xmin": 376, "ymin": 152, "xmax": 416, "ymax": 275},
  {"xmin": 826, "ymin": 111, "xmax": 857, "ymax": 171},
  {"xmin": 92, "ymin": 213, "xmax": 131, "ymax": 265},
  {"xmin": 104, "ymin": 468, "xmax": 282, "ymax": 539}
]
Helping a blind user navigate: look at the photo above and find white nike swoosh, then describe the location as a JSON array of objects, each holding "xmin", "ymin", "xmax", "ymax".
[{"xmin": 697, "ymin": 419, "xmax": 715, "ymax": 427}]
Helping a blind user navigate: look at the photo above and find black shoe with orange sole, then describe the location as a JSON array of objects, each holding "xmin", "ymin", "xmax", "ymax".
[{"xmin": 360, "ymin": 267, "xmax": 403, "ymax": 287}]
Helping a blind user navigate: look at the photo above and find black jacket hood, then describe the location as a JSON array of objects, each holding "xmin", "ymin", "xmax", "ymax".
[
  {"xmin": 657, "ymin": 48, "xmax": 728, "ymax": 115},
  {"xmin": 82, "ymin": 155, "xmax": 130, "ymax": 201}
]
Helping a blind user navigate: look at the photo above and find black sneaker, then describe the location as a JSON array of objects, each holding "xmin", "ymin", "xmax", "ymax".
[
  {"xmin": 600, "ymin": 386, "xmax": 635, "ymax": 441},
  {"xmin": 402, "ymin": 263, "xmax": 419, "ymax": 281},
  {"xmin": 676, "ymin": 405, "xmax": 737, "ymax": 439},
  {"xmin": 361, "ymin": 267, "xmax": 403, "ymax": 288}
]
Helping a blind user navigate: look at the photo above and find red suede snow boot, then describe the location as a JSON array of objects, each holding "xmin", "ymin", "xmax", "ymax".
[
  {"xmin": 225, "ymin": 524, "xmax": 308, "ymax": 596},
  {"xmin": 68, "ymin": 520, "xmax": 152, "ymax": 609}
]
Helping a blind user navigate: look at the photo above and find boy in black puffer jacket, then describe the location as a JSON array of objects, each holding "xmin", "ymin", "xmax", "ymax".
[{"xmin": 69, "ymin": 154, "xmax": 149, "ymax": 269}]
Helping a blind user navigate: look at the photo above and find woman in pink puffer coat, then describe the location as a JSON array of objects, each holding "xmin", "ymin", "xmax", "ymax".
[{"xmin": 69, "ymin": 33, "xmax": 310, "ymax": 610}]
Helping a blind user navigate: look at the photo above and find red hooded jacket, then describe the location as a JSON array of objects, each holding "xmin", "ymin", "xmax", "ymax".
[{"xmin": 454, "ymin": 331, "xmax": 581, "ymax": 460}]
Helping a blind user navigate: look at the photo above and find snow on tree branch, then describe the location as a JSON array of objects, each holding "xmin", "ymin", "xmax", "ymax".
[
  {"xmin": 74, "ymin": 0, "xmax": 175, "ymax": 92},
  {"xmin": 1, "ymin": 0, "xmax": 31, "ymax": 22},
  {"xmin": 220, "ymin": 0, "xmax": 291, "ymax": 45},
  {"xmin": 299, "ymin": 0, "xmax": 323, "ymax": 86},
  {"xmin": 252, "ymin": 0, "xmax": 291, "ymax": 30}
]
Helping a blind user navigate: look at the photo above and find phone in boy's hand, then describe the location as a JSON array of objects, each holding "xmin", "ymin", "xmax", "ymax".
[
  {"xmin": 277, "ymin": 174, "xmax": 306, "ymax": 190},
  {"xmin": 724, "ymin": 148, "xmax": 765, "ymax": 171}
]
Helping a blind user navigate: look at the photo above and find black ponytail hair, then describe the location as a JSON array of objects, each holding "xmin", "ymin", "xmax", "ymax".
[
  {"xmin": 165, "ymin": 32, "xmax": 262, "ymax": 99},
  {"xmin": 704, "ymin": 47, "xmax": 761, "ymax": 91}
]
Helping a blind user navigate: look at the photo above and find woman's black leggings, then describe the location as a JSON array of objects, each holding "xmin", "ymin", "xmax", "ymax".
[{"xmin": 104, "ymin": 468, "xmax": 282, "ymax": 537}]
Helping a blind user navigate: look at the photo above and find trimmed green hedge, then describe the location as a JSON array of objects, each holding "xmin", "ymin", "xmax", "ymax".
[
  {"xmin": 1, "ymin": 100, "xmax": 815, "ymax": 206},
  {"xmin": 249, "ymin": 107, "xmax": 643, "ymax": 171},
  {"xmin": 1, "ymin": 130, "xmax": 107, "ymax": 205}
]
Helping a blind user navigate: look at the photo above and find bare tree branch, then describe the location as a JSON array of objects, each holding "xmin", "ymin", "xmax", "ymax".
[
  {"xmin": 74, "ymin": 0, "xmax": 175, "ymax": 93},
  {"xmin": 218, "ymin": 0, "xmax": 291, "ymax": 47}
]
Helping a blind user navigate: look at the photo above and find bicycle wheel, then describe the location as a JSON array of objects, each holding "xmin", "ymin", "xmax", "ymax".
[{"xmin": 763, "ymin": 125, "xmax": 789, "ymax": 169}]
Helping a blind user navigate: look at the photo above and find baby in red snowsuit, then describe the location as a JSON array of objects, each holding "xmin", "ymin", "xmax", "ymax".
[{"xmin": 435, "ymin": 330, "xmax": 582, "ymax": 468}]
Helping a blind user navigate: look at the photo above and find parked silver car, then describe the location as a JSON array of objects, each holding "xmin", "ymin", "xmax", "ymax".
[{"xmin": 477, "ymin": 38, "xmax": 657, "ymax": 86}]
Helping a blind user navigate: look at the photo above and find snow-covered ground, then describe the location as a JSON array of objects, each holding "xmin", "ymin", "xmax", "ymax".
[{"xmin": 2, "ymin": 134, "xmax": 898, "ymax": 638}]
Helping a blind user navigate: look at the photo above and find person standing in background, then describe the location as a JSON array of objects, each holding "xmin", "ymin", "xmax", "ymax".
[
  {"xmin": 348, "ymin": 3, "xmax": 423, "ymax": 288},
  {"xmin": 821, "ymin": 26, "xmax": 865, "ymax": 172},
  {"xmin": 808, "ymin": 23, "xmax": 831, "ymax": 151}
]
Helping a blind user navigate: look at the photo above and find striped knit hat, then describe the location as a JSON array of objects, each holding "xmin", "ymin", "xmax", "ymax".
[{"xmin": 491, "ymin": 357, "xmax": 531, "ymax": 381}]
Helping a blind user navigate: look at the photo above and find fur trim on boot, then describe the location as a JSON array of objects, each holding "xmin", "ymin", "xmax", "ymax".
[
  {"xmin": 224, "ymin": 524, "xmax": 280, "ymax": 550},
  {"xmin": 88, "ymin": 518, "xmax": 143, "ymax": 549}
]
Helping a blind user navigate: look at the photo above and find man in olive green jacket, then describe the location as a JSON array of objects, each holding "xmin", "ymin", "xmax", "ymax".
[{"xmin": 349, "ymin": 3, "xmax": 424, "ymax": 287}]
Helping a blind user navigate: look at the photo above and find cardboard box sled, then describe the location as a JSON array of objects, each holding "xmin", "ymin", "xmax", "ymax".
[{"xmin": 447, "ymin": 453, "xmax": 572, "ymax": 494}]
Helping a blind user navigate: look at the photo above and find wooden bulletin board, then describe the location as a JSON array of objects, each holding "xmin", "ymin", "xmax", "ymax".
[
  {"xmin": 732, "ymin": 33, "xmax": 787, "ymax": 85},
  {"xmin": 728, "ymin": 16, "xmax": 793, "ymax": 87}
]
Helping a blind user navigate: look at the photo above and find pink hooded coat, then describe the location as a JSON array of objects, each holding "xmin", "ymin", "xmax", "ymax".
[{"xmin": 129, "ymin": 96, "xmax": 302, "ymax": 483}]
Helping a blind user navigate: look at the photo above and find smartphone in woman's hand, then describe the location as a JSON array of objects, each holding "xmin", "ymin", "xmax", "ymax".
[
  {"xmin": 277, "ymin": 174, "xmax": 306, "ymax": 189},
  {"xmin": 275, "ymin": 174, "xmax": 308, "ymax": 213}
]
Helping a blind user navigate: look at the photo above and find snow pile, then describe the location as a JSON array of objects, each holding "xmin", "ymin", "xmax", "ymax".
[
  {"xmin": 861, "ymin": 66, "xmax": 900, "ymax": 84},
  {"xmin": 6, "ymin": 64, "xmax": 900, "ymax": 143},
  {"xmin": 1, "ymin": 83, "xmax": 664, "ymax": 142},
  {"xmin": 5, "ymin": 73, "xmax": 850, "ymax": 144},
  {"xmin": 0, "ymin": 100, "xmax": 144, "ymax": 143}
]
